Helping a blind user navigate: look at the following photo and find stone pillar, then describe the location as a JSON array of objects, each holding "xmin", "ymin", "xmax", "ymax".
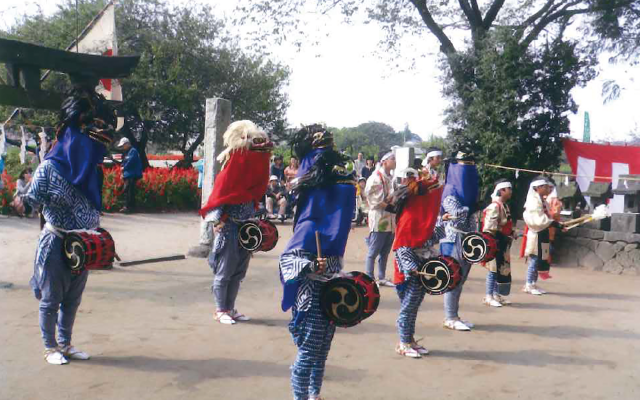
[{"xmin": 188, "ymin": 98, "xmax": 232, "ymax": 258}]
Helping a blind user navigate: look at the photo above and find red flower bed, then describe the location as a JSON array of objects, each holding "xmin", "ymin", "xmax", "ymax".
[
  {"xmin": 0, "ymin": 172, "xmax": 17, "ymax": 215},
  {"xmin": 102, "ymin": 166, "xmax": 199, "ymax": 212}
]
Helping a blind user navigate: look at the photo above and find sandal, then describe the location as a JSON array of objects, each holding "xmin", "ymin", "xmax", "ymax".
[
  {"xmin": 443, "ymin": 319, "xmax": 471, "ymax": 331},
  {"xmin": 230, "ymin": 309, "xmax": 251, "ymax": 322},
  {"xmin": 395, "ymin": 342, "xmax": 422, "ymax": 358},
  {"xmin": 60, "ymin": 345, "xmax": 90, "ymax": 360},
  {"xmin": 215, "ymin": 311, "xmax": 236, "ymax": 325},
  {"xmin": 44, "ymin": 348, "xmax": 68, "ymax": 365},
  {"xmin": 410, "ymin": 339, "xmax": 429, "ymax": 355}
]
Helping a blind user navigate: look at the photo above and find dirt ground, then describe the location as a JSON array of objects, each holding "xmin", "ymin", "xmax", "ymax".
[{"xmin": 1, "ymin": 213, "xmax": 639, "ymax": 400}]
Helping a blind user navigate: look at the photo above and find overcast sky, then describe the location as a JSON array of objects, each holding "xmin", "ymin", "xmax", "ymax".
[{"xmin": 1, "ymin": 0, "xmax": 639, "ymax": 142}]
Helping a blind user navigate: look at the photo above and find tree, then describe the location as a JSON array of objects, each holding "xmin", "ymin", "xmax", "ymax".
[
  {"xmin": 237, "ymin": 0, "xmax": 635, "ymax": 211},
  {"xmin": 1, "ymin": 0, "xmax": 291, "ymax": 168},
  {"xmin": 333, "ymin": 121, "xmax": 404, "ymax": 157}
]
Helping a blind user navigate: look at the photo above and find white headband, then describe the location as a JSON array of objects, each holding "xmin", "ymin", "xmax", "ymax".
[
  {"xmin": 399, "ymin": 168, "xmax": 418, "ymax": 178},
  {"xmin": 380, "ymin": 152, "xmax": 394, "ymax": 162},
  {"xmin": 491, "ymin": 181, "xmax": 512, "ymax": 198},
  {"xmin": 531, "ymin": 179, "xmax": 548, "ymax": 188},
  {"xmin": 426, "ymin": 150, "xmax": 442, "ymax": 159}
]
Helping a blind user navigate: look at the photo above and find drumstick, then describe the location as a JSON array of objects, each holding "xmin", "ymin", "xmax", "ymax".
[{"xmin": 315, "ymin": 231, "xmax": 322, "ymax": 259}]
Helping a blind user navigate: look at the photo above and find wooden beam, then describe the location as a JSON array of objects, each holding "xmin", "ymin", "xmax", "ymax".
[{"xmin": 0, "ymin": 38, "xmax": 139, "ymax": 79}]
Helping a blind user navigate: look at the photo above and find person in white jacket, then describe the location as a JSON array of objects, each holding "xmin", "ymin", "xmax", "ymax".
[{"xmin": 522, "ymin": 177, "xmax": 563, "ymax": 295}]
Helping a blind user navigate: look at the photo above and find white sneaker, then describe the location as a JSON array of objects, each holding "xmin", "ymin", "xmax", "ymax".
[
  {"xmin": 230, "ymin": 309, "xmax": 251, "ymax": 321},
  {"xmin": 524, "ymin": 284, "xmax": 543, "ymax": 296},
  {"xmin": 215, "ymin": 311, "xmax": 236, "ymax": 325},
  {"xmin": 377, "ymin": 279, "xmax": 395, "ymax": 287},
  {"xmin": 44, "ymin": 348, "xmax": 68, "ymax": 365},
  {"xmin": 396, "ymin": 342, "xmax": 422, "ymax": 358},
  {"xmin": 60, "ymin": 345, "xmax": 90, "ymax": 360},
  {"xmin": 483, "ymin": 296, "xmax": 503, "ymax": 307},
  {"xmin": 443, "ymin": 319, "xmax": 471, "ymax": 331},
  {"xmin": 536, "ymin": 285, "xmax": 547, "ymax": 294}
]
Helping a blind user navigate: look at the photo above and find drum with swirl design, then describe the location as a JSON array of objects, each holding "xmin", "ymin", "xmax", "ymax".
[
  {"xmin": 461, "ymin": 231, "xmax": 497, "ymax": 263},
  {"xmin": 238, "ymin": 219, "xmax": 279, "ymax": 252},
  {"xmin": 63, "ymin": 228, "xmax": 115, "ymax": 272},
  {"xmin": 320, "ymin": 271, "xmax": 380, "ymax": 328},
  {"xmin": 417, "ymin": 256, "xmax": 462, "ymax": 295}
]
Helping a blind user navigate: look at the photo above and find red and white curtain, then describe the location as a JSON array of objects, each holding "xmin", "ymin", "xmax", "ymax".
[{"xmin": 563, "ymin": 138, "xmax": 640, "ymax": 213}]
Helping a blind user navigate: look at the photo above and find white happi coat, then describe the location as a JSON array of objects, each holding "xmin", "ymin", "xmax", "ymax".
[{"xmin": 522, "ymin": 191, "xmax": 553, "ymax": 257}]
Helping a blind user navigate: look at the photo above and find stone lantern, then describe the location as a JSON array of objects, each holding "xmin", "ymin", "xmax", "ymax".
[
  {"xmin": 611, "ymin": 175, "xmax": 640, "ymax": 233},
  {"xmin": 556, "ymin": 181, "xmax": 586, "ymax": 218}
]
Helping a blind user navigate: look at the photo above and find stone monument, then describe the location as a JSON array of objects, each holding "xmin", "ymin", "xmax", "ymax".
[{"xmin": 187, "ymin": 98, "xmax": 232, "ymax": 258}]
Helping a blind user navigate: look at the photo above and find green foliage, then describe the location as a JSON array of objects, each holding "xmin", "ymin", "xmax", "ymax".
[
  {"xmin": 443, "ymin": 30, "xmax": 596, "ymax": 212},
  {"xmin": 1, "ymin": 148, "xmax": 38, "ymax": 179},
  {"xmin": 333, "ymin": 122, "xmax": 404, "ymax": 159},
  {"xmin": 0, "ymin": 0, "xmax": 291, "ymax": 161},
  {"xmin": 420, "ymin": 134, "xmax": 450, "ymax": 155}
]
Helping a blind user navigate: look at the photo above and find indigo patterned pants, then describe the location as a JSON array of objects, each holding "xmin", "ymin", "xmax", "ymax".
[
  {"xmin": 526, "ymin": 255, "xmax": 539, "ymax": 284},
  {"xmin": 441, "ymin": 240, "xmax": 472, "ymax": 320},
  {"xmin": 396, "ymin": 276, "xmax": 427, "ymax": 343},
  {"xmin": 29, "ymin": 236, "xmax": 88, "ymax": 349},
  {"xmin": 289, "ymin": 291, "xmax": 336, "ymax": 400},
  {"xmin": 486, "ymin": 271, "xmax": 498, "ymax": 296}
]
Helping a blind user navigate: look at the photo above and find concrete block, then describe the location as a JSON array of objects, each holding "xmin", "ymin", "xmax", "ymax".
[
  {"xmin": 611, "ymin": 213, "xmax": 640, "ymax": 233},
  {"xmin": 624, "ymin": 243, "xmax": 638, "ymax": 252},
  {"xmin": 604, "ymin": 231, "xmax": 640, "ymax": 243},
  {"xmin": 584, "ymin": 218, "xmax": 611, "ymax": 231}
]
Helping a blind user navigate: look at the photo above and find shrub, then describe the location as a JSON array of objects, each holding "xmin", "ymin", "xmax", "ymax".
[
  {"xmin": 0, "ymin": 172, "xmax": 16, "ymax": 215},
  {"xmin": 102, "ymin": 166, "xmax": 199, "ymax": 212}
]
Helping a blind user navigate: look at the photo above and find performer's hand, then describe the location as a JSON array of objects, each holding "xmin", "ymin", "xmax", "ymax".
[
  {"xmin": 315, "ymin": 258, "xmax": 327, "ymax": 274},
  {"xmin": 442, "ymin": 213, "xmax": 452, "ymax": 221},
  {"xmin": 213, "ymin": 221, "xmax": 225, "ymax": 233}
]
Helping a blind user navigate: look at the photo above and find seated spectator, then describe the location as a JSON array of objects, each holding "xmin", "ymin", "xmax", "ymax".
[
  {"xmin": 265, "ymin": 175, "xmax": 288, "ymax": 222},
  {"xmin": 14, "ymin": 167, "xmax": 34, "ymax": 217}
]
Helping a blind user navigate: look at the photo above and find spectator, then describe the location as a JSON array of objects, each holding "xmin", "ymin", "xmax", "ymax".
[
  {"xmin": 270, "ymin": 155, "xmax": 285, "ymax": 181},
  {"xmin": 265, "ymin": 175, "xmax": 288, "ymax": 222},
  {"xmin": 356, "ymin": 177, "xmax": 369, "ymax": 225},
  {"xmin": 364, "ymin": 151, "xmax": 396, "ymax": 287},
  {"xmin": 354, "ymin": 152, "xmax": 366, "ymax": 177},
  {"xmin": 117, "ymin": 137, "xmax": 143, "ymax": 213},
  {"xmin": 14, "ymin": 167, "xmax": 34, "ymax": 217},
  {"xmin": 0, "ymin": 155, "xmax": 5, "ymax": 190},
  {"xmin": 194, "ymin": 158, "xmax": 204, "ymax": 189},
  {"xmin": 361, "ymin": 156, "xmax": 375, "ymax": 180},
  {"xmin": 284, "ymin": 156, "xmax": 299, "ymax": 182}
]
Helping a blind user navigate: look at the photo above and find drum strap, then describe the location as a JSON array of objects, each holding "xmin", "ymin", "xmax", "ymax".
[
  {"xmin": 44, "ymin": 223, "xmax": 65, "ymax": 239},
  {"xmin": 44, "ymin": 222, "xmax": 101, "ymax": 238}
]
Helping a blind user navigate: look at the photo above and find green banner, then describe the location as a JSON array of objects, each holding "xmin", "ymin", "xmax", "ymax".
[{"xmin": 583, "ymin": 111, "xmax": 591, "ymax": 143}]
